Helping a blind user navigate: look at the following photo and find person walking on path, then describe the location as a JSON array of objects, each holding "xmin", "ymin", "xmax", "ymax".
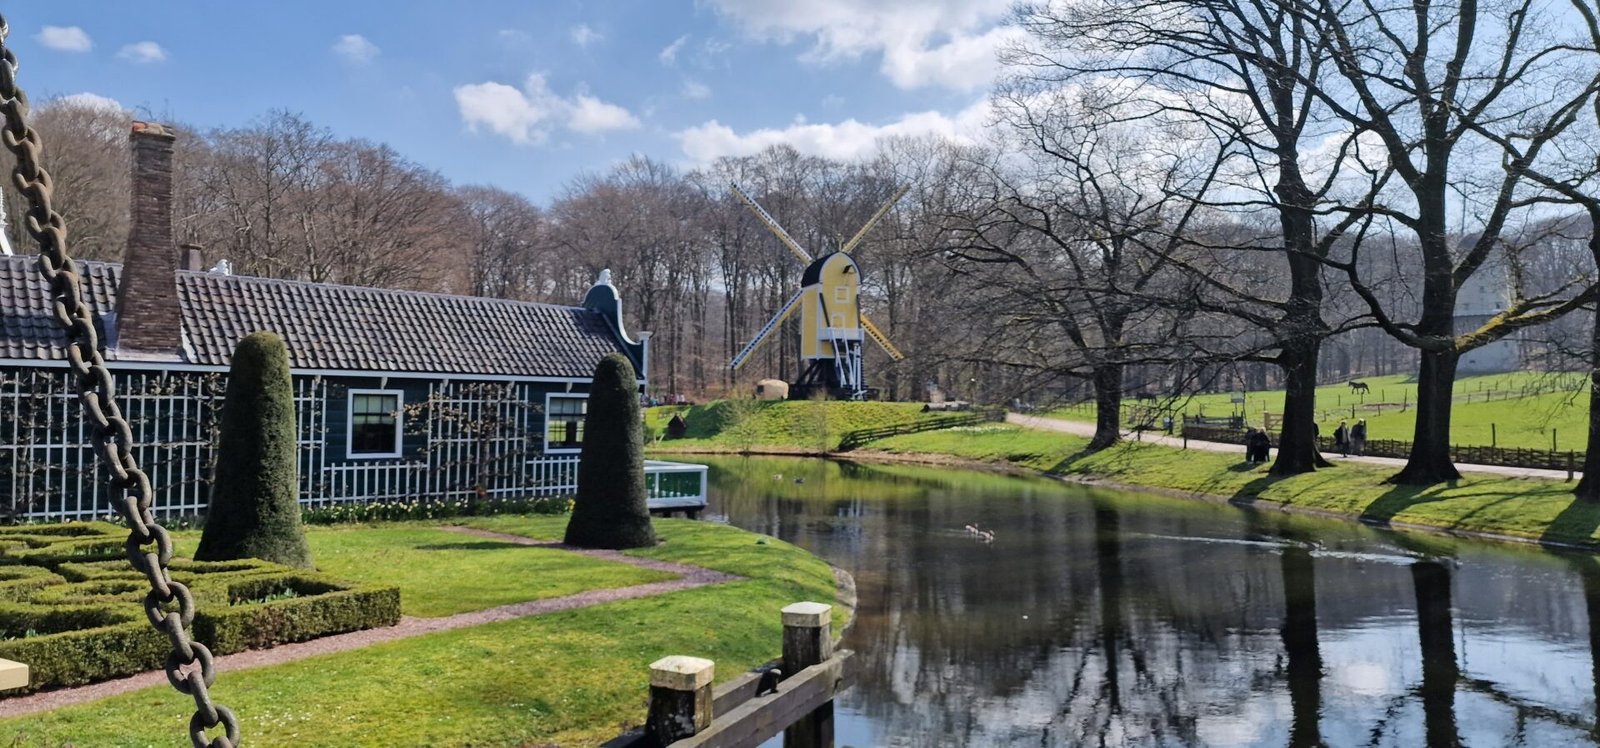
[
  {"xmin": 1350, "ymin": 419, "xmax": 1368, "ymax": 456},
  {"xmin": 1333, "ymin": 421, "xmax": 1349, "ymax": 456}
]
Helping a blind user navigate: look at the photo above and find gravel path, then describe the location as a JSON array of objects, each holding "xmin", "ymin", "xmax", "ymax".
[
  {"xmin": 1008, "ymin": 413, "xmax": 1575, "ymax": 481},
  {"xmin": 3, "ymin": 527, "xmax": 740, "ymax": 717}
]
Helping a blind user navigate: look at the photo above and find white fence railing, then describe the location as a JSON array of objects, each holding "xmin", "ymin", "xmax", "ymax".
[{"xmin": 1, "ymin": 366, "xmax": 706, "ymax": 521}]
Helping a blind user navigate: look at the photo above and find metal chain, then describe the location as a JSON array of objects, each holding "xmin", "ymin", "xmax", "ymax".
[{"xmin": 0, "ymin": 15, "xmax": 238, "ymax": 748}]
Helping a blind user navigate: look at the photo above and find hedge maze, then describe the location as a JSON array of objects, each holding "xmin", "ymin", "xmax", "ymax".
[{"xmin": 0, "ymin": 522, "xmax": 400, "ymax": 694}]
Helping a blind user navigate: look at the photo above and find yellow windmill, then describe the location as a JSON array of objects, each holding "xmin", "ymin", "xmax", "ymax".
[{"xmin": 728, "ymin": 183, "xmax": 908, "ymax": 399}]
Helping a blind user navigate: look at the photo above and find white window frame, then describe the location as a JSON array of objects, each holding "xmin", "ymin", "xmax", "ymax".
[
  {"xmin": 834, "ymin": 285, "xmax": 849, "ymax": 303},
  {"xmin": 346, "ymin": 389, "xmax": 404, "ymax": 460},
  {"xmin": 544, "ymin": 393, "xmax": 590, "ymax": 454}
]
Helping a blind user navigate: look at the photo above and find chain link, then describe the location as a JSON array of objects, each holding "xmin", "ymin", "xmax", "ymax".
[{"xmin": 0, "ymin": 15, "xmax": 238, "ymax": 748}]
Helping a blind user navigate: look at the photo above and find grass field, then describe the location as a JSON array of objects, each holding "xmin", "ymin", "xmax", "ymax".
[
  {"xmin": 865, "ymin": 423, "xmax": 1600, "ymax": 549},
  {"xmin": 1044, "ymin": 371, "xmax": 1590, "ymax": 451},
  {"xmin": 2, "ymin": 518, "xmax": 841, "ymax": 747},
  {"xmin": 170, "ymin": 525, "xmax": 676, "ymax": 617},
  {"xmin": 645, "ymin": 399, "xmax": 935, "ymax": 452}
]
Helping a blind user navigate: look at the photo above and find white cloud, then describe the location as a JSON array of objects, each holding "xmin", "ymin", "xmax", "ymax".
[
  {"xmin": 705, "ymin": 0, "xmax": 1017, "ymax": 91},
  {"xmin": 683, "ymin": 80, "xmax": 712, "ymax": 100},
  {"xmin": 455, "ymin": 73, "xmax": 639, "ymax": 144},
  {"xmin": 569, "ymin": 95, "xmax": 641, "ymax": 133},
  {"xmin": 659, "ymin": 35, "xmax": 690, "ymax": 65},
  {"xmin": 57, "ymin": 92, "xmax": 125, "ymax": 113},
  {"xmin": 570, "ymin": 24, "xmax": 602, "ymax": 48},
  {"xmin": 116, "ymin": 41, "xmax": 167, "ymax": 64},
  {"xmin": 676, "ymin": 99, "xmax": 991, "ymax": 163},
  {"xmin": 37, "ymin": 26, "xmax": 91, "ymax": 53},
  {"xmin": 332, "ymin": 34, "xmax": 380, "ymax": 64}
]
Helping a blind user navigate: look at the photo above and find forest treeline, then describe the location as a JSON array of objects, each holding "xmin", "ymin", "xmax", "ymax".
[{"xmin": 11, "ymin": 0, "xmax": 1600, "ymax": 489}]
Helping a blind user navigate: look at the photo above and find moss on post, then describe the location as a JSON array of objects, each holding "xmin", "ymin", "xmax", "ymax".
[
  {"xmin": 196, "ymin": 331, "xmax": 314, "ymax": 568},
  {"xmin": 564, "ymin": 353, "xmax": 657, "ymax": 549}
]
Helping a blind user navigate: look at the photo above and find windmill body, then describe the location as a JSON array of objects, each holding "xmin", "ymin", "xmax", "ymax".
[{"xmin": 728, "ymin": 184, "xmax": 906, "ymax": 400}]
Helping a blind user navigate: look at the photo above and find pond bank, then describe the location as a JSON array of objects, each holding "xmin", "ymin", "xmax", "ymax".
[{"xmin": 651, "ymin": 422, "xmax": 1600, "ymax": 554}]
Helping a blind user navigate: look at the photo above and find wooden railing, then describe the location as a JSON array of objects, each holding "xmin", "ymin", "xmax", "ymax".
[
  {"xmin": 1180, "ymin": 425, "xmax": 1582, "ymax": 473},
  {"xmin": 604, "ymin": 601, "xmax": 853, "ymax": 748},
  {"xmin": 835, "ymin": 408, "xmax": 1006, "ymax": 451}
]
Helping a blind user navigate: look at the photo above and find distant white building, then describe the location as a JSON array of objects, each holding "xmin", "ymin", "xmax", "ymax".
[{"xmin": 1455, "ymin": 247, "xmax": 1520, "ymax": 374}]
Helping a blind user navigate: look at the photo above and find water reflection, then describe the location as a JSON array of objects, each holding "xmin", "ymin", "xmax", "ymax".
[{"xmin": 702, "ymin": 456, "xmax": 1599, "ymax": 747}]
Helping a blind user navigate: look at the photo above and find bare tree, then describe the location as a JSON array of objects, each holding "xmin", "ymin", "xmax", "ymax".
[{"xmin": 1302, "ymin": 0, "xmax": 1600, "ymax": 482}]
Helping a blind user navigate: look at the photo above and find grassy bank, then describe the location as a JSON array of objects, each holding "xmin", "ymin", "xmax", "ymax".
[
  {"xmin": 864, "ymin": 423, "xmax": 1600, "ymax": 549},
  {"xmin": 646, "ymin": 399, "xmax": 934, "ymax": 452},
  {"xmin": 1045, "ymin": 371, "xmax": 1589, "ymax": 451},
  {"xmin": 3, "ymin": 518, "xmax": 841, "ymax": 746}
]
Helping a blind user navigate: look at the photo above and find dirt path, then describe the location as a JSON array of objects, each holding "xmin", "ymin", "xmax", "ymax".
[
  {"xmin": 1007, "ymin": 413, "xmax": 1575, "ymax": 481},
  {"xmin": 3, "ymin": 527, "xmax": 740, "ymax": 717}
]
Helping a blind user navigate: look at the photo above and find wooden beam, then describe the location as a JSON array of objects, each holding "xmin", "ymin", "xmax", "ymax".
[
  {"xmin": 0, "ymin": 658, "xmax": 28, "ymax": 691},
  {"xmin": 671, "ymin": 650, "xmax": 855, "ymax": 748}
]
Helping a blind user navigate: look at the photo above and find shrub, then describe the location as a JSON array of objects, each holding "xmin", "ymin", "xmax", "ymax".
[
  {"xmin": 193, "ymin": 574, "xmax": 401, "ymax": 655},
  {"xmin": 196, "ymin": 331, "xmax": 314, "ymax": 568},
  {"xmin": 0, "ymin": 603, "xmax": 167, "ymax": 692},
  {"xmin": 299, "ymin": 494, "xmax": 569, "ymax": 525},
  {"xmin": 0, "ymin": 566, "xmax": 65, "ymax": 601},
  {"xmin": 564, "ymin": 354, "xmax": 656, "ymax": 550}
]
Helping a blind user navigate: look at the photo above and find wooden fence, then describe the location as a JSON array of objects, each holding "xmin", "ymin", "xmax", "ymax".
[
  {"xmin": 835, "ymin": 409, "xmax": 1006, "ymax": 451},
  {"xmin": 1181, "ymin": 425, "xmax": 1581, "ymax": 472}
]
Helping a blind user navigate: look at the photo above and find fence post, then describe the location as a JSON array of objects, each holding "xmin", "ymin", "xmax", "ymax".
[
  {"xmin": 647, "ymin": 655, "xmax": 715, "ymax": 744},
  {"xmin": 783, "ymin": 602, "xmax": 835, "ymax": 748},
  {"xmin": 1569, "ymin": 451, "xmax": 1576, "ymax": 482},
  {"xmin": 1492, "ymin": 423, "xmax": 1497, "ymax": 448}
]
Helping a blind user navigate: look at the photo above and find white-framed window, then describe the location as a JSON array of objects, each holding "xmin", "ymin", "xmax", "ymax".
[
  {"xmin": 834, "ymin": 286, "xmax": 849, "ymax": 303},
  {"xmin": 545, "ymin": 394, "xmax": 589, "ymax": 453},
  {"xmin": 347, "ymin": 389, "xmax": 403, "ymax": 459}
]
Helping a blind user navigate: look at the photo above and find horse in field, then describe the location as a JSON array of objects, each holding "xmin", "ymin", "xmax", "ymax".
[{"xmin": 1348, "ymin": 380, "xmax": 1370, "ymax": 394}]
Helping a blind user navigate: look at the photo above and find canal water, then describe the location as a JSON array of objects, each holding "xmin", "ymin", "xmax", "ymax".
[{"xmin": 698, "ymin": 455, "xmax": 1600, "ymax": 747}]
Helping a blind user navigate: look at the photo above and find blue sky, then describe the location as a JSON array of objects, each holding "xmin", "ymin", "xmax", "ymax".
[{"xmin": 7, "ymin": 1, "xmax": 1011, "ymax": 202}]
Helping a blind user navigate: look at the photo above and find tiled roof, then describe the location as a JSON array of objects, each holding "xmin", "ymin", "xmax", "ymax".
[
  {"xmin": 0, "ymin": 256, "xmax": 629, "ymax": 379},
  {"xmin": 0, "ymin": 257, "xmax": 120, "ymax": 361}
]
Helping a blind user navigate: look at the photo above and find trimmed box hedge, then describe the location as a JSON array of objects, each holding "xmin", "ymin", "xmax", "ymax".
[
  {"xmin": 0, "ymin": 603, "xmax": 168, "ymax": 691},
  {"xmin": 195, "ymin": 573, "xmax": 402, "ymax": 655},
  {"xmin": 0, "ymin": 523, "xmax": 402, "ymax": 694},
  {"xmin": 0, "ymin": 566, "xmax": 64, "ymax": 601}
]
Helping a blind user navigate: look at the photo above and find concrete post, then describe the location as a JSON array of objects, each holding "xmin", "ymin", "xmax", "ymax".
[
  {"xmin": 782, "ymin": 602, "xmax": 835, "ymax": 748},
  {"xmin": 0, "ymin": 658, "xmax": 27, "ymax": 691},
  {"xmin": 647, "ymin": 655, "xmax": 714, "ymax": 744}
]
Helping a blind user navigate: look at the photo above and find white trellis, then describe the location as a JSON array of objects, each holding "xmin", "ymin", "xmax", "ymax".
[{"xmin": 0, "ymin": 367, "xmax": 705, "ymax": 521}]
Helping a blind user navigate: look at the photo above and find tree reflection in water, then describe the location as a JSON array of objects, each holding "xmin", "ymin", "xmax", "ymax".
[{"xmin": 696, "ymin": 456, "xmax": 1600, "ymax": 747}]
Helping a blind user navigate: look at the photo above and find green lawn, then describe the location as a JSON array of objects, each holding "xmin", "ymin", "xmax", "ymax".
[
  {"xmin": 646, "ymin": 399, "xmax": 935, "ymax": 452},
  {"xmin": 1044, "ymin": 371, "xmax": 1589, "ymax": 451},
  {"xmin": 868, "ymin": 424, "xmax": 1600, "ymax": 548},
  {"xmin": 232, "ymin": 524, "xmax": 675, "ymax": 617},
  {"xmin": 2, "ymin": 518, "xmax": 842, "ymax": 747}
]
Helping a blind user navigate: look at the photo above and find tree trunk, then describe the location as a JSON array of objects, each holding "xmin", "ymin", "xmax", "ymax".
[
  {"xmin": 1272, "ymin": 340, "xmax": 1328, "ymax": 475},
  {"xmin": 1392, "ymin": 348, "xmax": 1461, "ymax": 484},
  {"xmin": 1412, "ymin": 560, "xmax": 1461, "ymax": 747},
  {"xmin": 1090, "ymin": 363, "xmax": 1123, "ymax": 450},
  {"xmin": 1577, "ymin": 309, "xmax": 1600, "ymax": 501}
]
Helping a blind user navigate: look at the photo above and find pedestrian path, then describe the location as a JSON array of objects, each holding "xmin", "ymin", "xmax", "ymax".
[
  {"xmin": 2, "ymin": 527, "xmax": 740, "ymax": 716},
  {"xmin": 1006, "ymin": 414, "xmax": 1575, "ymax": 481}
]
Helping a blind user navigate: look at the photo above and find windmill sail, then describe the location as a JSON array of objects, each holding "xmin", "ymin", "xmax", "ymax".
[
  {"xmin": 731, "ymin": 183, "xmax": 814, "ymax": 264},
  {"xmin": 840, "ymin": 185, "xmax": 909, "ymax": 255},
  {"xmin": 730, "ymin": 287, "xmax": 807, "ymax": 370},
  {"xmin": 861, "ymin": 315, "xmax": 905, "ymax": 361}
]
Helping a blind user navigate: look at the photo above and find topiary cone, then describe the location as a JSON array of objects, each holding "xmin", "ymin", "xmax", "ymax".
[
  {"xmin": 564, "ymin": 353, "xmax": 657, "ymax": 549},
  {"xmin": 196, "ymin": 331, "xmax": 314, "ymax": 568}
]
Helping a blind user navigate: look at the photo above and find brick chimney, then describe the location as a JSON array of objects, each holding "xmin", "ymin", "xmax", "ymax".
[{"xmin": 115, "ymin": 122, "xmax": 182, "ymax": 356}]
